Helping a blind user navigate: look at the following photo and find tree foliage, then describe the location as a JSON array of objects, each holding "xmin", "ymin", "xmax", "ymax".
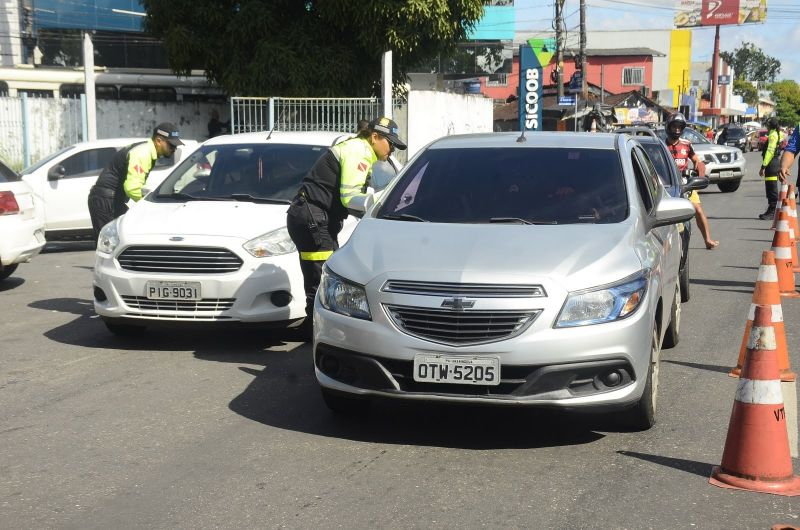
[
  {"xmin": 769, "ymin": 80, "xmax": 800, "ymax": 126},
  {"xmin": 720, "ymin": 41, "xmax": 780, "ymax": 83},
  {"xmin": 141, "ymin": 0, "xmax": 485, "ymax": 97},
  {"xmin": 732, "ymin": 78, "xmax": 758, "ymax": 106}
]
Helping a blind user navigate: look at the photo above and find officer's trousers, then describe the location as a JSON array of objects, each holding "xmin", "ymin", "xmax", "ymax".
[
  {"xmin": 88, "ymin": 187, "xmax": 128, "ymax": 242},
  {"xmin": 286, "ymin": 197, "xmax": 343, "ymax": 319}
]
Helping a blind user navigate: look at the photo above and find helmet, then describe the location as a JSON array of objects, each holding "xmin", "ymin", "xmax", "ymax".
[
  {"xmin": 767, "ymin": 116, "xmax": 779, "ymax": 130},
  {"xmin": 666, "ymin": 113, "xmax": 687, "ymax": 141}
]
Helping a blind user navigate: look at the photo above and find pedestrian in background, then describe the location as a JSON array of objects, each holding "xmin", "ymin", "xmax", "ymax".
[
  {"xmin": 88, "ymin": 123, "xmax": 184, "ymax": 241},
  {"xmin": 780, "ymin": 123, "xmax": 800, "ymax": 185},
  {"xmin": 286, "ymin": 117, "xmax": 406, "ymax": 340},
  {"xmin": 758, "ymin": 116, "xmax": 783, "ymax": 219}
]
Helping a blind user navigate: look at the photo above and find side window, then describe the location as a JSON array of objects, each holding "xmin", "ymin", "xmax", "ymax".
[
  {"xmin": 60, "ymin": 148, "xmax": 117, "ymax": 178},
  {"xmin": 370, "ymin": 160, "xmax": 398, "ymax": 191},
  {"xmin": 631, "ymin": 149, "xmax": 655, "ymax": 213}
]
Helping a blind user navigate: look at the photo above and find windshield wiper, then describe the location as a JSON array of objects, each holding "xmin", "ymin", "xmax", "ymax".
[
  {"xmin": 489, "ymin": 217, "xmax": 557, "ymax": 225},
  {"xmin": 228, "ymin": 194, "xmax": 291, "ymax": 204},
  {"xmin": 159, "ymin": 192, "xmax": 227, "ymax": 201},
  {"xmin": 382, "ymin": 213, "xmax": 429, "ymax": 222}
]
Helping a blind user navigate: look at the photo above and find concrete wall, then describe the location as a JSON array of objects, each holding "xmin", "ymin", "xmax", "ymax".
[
  {"xmin": 0, "ymin": 1, "xmax": 23, "ymax": 67},
  {"xmin": 406, "ymin": 91, "xmax": 493, "ymax": 160},
  {"xmin": 95, "ymin": 100, "xmax": 226, "ymax": 143}
]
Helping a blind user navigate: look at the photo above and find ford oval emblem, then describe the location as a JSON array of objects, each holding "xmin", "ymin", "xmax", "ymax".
[{"xmin": 169, "ymin": 236, "xmax": 184, "ymax": 241}]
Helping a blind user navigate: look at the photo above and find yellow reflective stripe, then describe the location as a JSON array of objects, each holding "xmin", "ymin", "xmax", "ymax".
[
  {"xmin": 341, "ymin": 190, "xmax": 362, "ymax": 198},
  {"xmin": 300, "ymin": 250, "xmax": 333, "ymax": 261},
  {"xmin": 765, "ymin": 176, "xmax": 779, "ymax": 181}
]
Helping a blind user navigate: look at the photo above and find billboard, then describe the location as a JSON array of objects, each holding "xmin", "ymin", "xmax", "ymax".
[
  {"xmin": 518, "ymin": 38, "xmax": 555, "ymax": 132},
  {"xmin": 674, "ymin": 0, "xmax": 767, "ymax": 28}
]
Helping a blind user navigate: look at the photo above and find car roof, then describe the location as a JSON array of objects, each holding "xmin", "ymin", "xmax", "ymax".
[
  {"xmin": 202, "ymin": 130, "xmax": 352, "ymax": 147},
  {"xmin": 426, "ymin": 131, "xmax": 619, "ymax": 150}
]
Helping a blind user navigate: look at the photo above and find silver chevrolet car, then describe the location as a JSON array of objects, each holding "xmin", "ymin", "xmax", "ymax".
[{"xmin": 313, "ymin": 132, "xmax": 696, "ymax": 429}]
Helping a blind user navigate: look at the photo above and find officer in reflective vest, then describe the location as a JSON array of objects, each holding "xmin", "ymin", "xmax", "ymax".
[
  {"xmin": 286, "ymin": 117, "xmax": 406, "ymax": 339},
  {"xmin": 758, "ymin": 116, "xmax": 783, "ymax": 220},
  {"xmin": 88, "ymin": 122, "xmax": 184, "ymax": 241}
]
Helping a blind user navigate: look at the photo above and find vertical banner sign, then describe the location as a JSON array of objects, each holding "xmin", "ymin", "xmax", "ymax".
[{"xmin": 518, "ymin": 38, "xmax": 555, "ymax": 132}]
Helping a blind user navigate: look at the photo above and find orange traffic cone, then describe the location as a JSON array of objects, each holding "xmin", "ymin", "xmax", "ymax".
[
  {"xmin": 730, "ymin": 251, "xmax": 796, "ymax": 381},
  {"xmin": 772, "ymin": 210, "xmax": 800, "ymax": 298},
  {"xmin": 710, "ymin": 304, "xmax": 800, "ymax": 496},
  {"xmin": 772, "ymin": 183, "xmax": 789, "ymax": 230},
  {"xmin": 786, "ymin": 185, "xmax": 800, "ymax": 243}
]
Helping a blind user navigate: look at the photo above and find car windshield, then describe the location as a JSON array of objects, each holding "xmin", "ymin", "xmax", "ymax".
[
  {"xmin": 19, "ymin": 145, "xmax": 76, "ymax": 176},
  {"xmin": 725, "ymin": 128, "xmax": 746, "ymax": 139},
  {"xmin": 638, "ymin": 142, "xmax": 673, "ymax": 186},
  {"xmin": 153, "ymin": 143, "xmax": 327, "ymax": 202},
  {"xmin": 378, "ymin": 147, "xmax": 628, "ymax": 224},
  {"xmin": 655, "ymin": 128, "xmax": 709, "ymax": 145}
]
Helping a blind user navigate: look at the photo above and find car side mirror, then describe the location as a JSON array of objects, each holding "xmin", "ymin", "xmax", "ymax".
[
  {"xmin": 47, "ymin": 164, "xmax": 66, "ymax": 181},
  {"xmin": 650, "ymin": 195, "xmax": 696, "ymax": 229},
  {"xmin": 347, "ymin": 193, "xmax": 375, "ymax": 218},
  {"xmin": 681, "ymin": 176, "xmax": 709, "ymax": 195}
]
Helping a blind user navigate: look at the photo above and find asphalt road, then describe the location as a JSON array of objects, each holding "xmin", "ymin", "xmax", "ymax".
[{"xmin": 2, "ymin": 151, "xmax": 799, "ymax": 529}]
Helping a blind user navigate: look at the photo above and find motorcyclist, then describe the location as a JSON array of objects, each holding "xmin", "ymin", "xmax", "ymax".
[{"xmin": 664, "ymin": 113, "xmax": 719, "ymax": 249}]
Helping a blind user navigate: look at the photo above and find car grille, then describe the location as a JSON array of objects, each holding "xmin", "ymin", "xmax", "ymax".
[
  {"xmin": 716, "ymin": 153, "xmax": 731, "ymax": 163},
  {"xmin": 382, "ymin": 280, "xmax": 545, "ymax": 298},
  {"xmin": 117, "ymin": 246, "xmax": 243, "ymax": 274},
  {"xmin": 384, "ymin": 305, "xmax": 539, "ymax": 345},
  {"xmin": 121, "ymin": 295, "xmax": 235, "ymax": 319}
]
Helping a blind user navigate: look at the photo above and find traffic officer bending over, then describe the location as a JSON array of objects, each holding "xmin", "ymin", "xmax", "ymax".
[
  {"xmin": 88, "ymin": 122, "xmax": 183, "ymax": 241},
  {"xmin": 287, "ymin": 117, "xmax": 406, "ymax": 339}
]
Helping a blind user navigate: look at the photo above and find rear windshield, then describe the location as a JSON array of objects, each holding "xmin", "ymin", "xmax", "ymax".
[
  {"xmin": 378, "ymin": 147, "xmax": 628, "ymax": 224},
  {"xmin": 153, "ymin": 143, "xmax": 328, "ymax": 202},
  {"xmin": 0, "ymin": 160, "xmax": 20, "ymax": 182},
  {"xmin": 724, "ymin": 128, "xmax": 746, "ymax": 139}
]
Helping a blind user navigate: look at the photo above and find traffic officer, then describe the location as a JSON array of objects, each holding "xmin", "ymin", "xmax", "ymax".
[
  {"xmin": 88, "ymin": 123, "xmax": 184, "ymax": 241},
  {"xmin": 286, "ymin": 117, "xmax": 406, "ymax": 339},
  {"xmin": 758, "ymin": 116, "xmax": 783, "ymax": 220}
]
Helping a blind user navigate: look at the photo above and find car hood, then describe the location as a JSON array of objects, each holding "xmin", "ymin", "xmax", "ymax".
[
  {"xmin": 330, "ymin": 218, "xmax": 646, "ymax": 292},
  {"xmin": 119, "ymin": 199, "xmax": 289, "ymax": 239},
  {"xmin": 692, "ymin": 143, "xmax": 739, "ymax": 154}
]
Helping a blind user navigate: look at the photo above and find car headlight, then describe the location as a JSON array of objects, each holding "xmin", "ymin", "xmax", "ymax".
[
  {"xmin": 555, "ymin": 270, "xmax": 649, "ymax": 327},
  {"xmin": 243, "ymin": 226, "xmax": 296, "ymax": 257},
  {"xmin": 704, "ymin": 154, "xmax": 715, "ymax": 163},
  {"xmin": 319, "ymin": 265, "xmax": 371, "ymax": 320},
  {"xmin": 96, "ymin": 220, "xmax": 120, "ymax": 255}
]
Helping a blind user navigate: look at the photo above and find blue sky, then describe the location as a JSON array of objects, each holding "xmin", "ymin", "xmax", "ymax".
[{"xmin": 512, "ymin": 0, "xmax": 799, "ymax": 82}]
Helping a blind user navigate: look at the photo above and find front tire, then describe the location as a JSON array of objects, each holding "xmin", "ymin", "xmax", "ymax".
[
  {"xmin": 623, "ymin": 326, "xmax": 660, "ymax": 430},
  {"xmin": 717, "ymin": 180, "xmax": 741, "ymax": 193},
  {"xmin": 102, "ymin": 318, "xmax": 146, "ymax": 336},
  {"xmin": 679, "ymin": 251, "xmax": 690, "ymax": 302},
  {"xmin": 0, "ymin": 263, "xmax": 19, "ymax": 280},
  {"xmin": 321, "ymin": 388, "xmax": 370, "ymax": 416}
]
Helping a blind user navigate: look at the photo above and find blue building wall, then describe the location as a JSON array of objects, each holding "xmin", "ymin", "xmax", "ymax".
[
  {"xmin": 468, "ymin": 5, "xmax": 515, "ymax": 41},
  {"xmin": 33, "ymin": 0, "xmax": 145, "ymax": 32}
]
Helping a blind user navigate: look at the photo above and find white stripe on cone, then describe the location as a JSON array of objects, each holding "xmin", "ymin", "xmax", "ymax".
[
  {"xmin": 757, "ymin": 265, "xmax": 779, "ymax": 283},
  {"xmin": 735, "ymin": 378, "xmax": 784, "ymax": 405},
  {"xmin": 748, "ymin": 303, "xmax": 783, "ymax": 322},
  {"xmin": 777, "ymin": 220, "xmax": 791, "ymax": 232},
  {"xmin": 774, "ymin": 246, "xmax": 792, "ymax": 259},
  {"xmin": 747, "ymin": 325, "xmax": 777, "ymax": 351}
]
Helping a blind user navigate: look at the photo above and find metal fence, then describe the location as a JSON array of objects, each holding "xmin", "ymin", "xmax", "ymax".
[
  {"xmin": 0, "ymin": 95, "xmax": 83, "ymax": 170},
  {"xmin": 230, "ymin": 97, "xmax": 400, "ymax": 134}
]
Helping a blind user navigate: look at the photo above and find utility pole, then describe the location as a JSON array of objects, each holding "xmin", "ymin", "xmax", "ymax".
[
  {"xmin": 579, "ymin": 0, "xmax": 587, "ymax": 100},
  {"xmin": 710, "ymin": 24, "xmax": 720, "ymax": 126},
  {"xmin": 555, "ymin": 0, "xmax": 565, "ymax": 99},
  {"xmin": 83, "ymin": 32, "xmax": 97, "ymax": 141}
]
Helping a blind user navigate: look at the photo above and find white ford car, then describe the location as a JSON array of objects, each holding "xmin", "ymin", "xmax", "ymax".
[
  {"xmin": 92, "ymin": 131, "xmax": 399, "ymax": 335},
  {"xmin": 20, "ymin": 138, "xmax": 197, "ymax": 240},
  {"xmin": 0, "ymin": 159, "xmax": 46, "ymax": 280}
]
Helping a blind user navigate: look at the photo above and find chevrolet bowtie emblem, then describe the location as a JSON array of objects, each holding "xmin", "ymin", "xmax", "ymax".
[{"xmin": 441, "ymin": 297, "xmax": 476, "ymax": 311}]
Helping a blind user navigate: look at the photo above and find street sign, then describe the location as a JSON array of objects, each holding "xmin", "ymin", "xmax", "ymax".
[
  {"xmin": 718, "ymin": 75, "xmax": 731, "ymax": 86},
  {"xmin": 568, "ymin": 72, "xmax": 583, "ymax": 90},
  {"xmin": 558, "ymin": 95, "xmax": 576, "ymax": 106}
]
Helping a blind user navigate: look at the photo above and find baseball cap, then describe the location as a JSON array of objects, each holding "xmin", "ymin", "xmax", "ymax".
[
  {"xmin": 369, "ymin": 117, "xmax": 407, "ymax": 150},
  {"xmin": 153, "ymin": 122, "xmax": 184, "ymax": 147}
]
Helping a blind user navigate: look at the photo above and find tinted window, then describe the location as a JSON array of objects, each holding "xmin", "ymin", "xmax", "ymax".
[
  {"xmin": 155, "ymin": 143, "xmax": 327, "ymax": 202},
  {"xmin": 60, "ymin": 148, "xmax": 118, "ymax": 178},
  {"xmin": 725, "ymin": 128, "xmax": 746, "ymax": 139},
  {"xmin": 378, "ymin": 147, "xmax": 628, "ymax": 224},
  {"xmin": 639, "ymin": 142, "xmax": 674, "ymax": 186},
  {"xmin": 0, "ymin": 160, "xmax": 20, "ymax": 182}
]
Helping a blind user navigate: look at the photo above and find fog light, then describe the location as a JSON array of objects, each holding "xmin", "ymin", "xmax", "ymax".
[
  {"xmin": 602, "ymin": 370, "xmax": 622, "ymax": 387},
  {"xmin": 320, "ymin": 354, "xmax": 340, "ymax": 376},
  {"xmin": 270, "ymin": 290, "xmax": 292, "ymax": 307},
  {"xmin": 93, "ymin": 285, "xmax": 107, "ymax": 302}
]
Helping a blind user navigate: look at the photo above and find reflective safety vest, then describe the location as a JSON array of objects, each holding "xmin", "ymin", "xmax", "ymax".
[
  {"xmin": 762, "ymin": 129, "xmax": 782, "ymax": 179},
  {"xmin": 94, "ymin": 139, "xmax": 158, "ymax": 201},
  {"xmin": 296, "ymin": 137, "xmax": 377, "ymax": 221}
]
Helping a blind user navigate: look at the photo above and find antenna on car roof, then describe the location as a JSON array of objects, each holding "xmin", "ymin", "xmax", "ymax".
[
  {"xmin": 516, "ymin": 128, "xmax": 527, "ymax": 143},
  {"xmin": 266, "ymin": 126, "xmax": 275, "ymax": 140}
]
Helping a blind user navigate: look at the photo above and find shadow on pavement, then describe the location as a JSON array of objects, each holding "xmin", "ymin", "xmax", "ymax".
[
  {"xmin": 663, "ymin": 360, "xmax": 734, "ymax": 375},
  {"xmin": 722, "ymin": 265, "xmax": 759, "ymax": 270},
  {"xmin": 194, "ymin": 346, "xmax": 616, "ymax": 450},
  {"xmin": 0, "ymin": 277, "xmax": 25, "ymax": 291},
  {"xmin": 690, "ymin": 278, "xmax": 754, "ymax": 289},
  {"xmin": 710, "ymin": 288, "xmax": 754, "ymax": 295},
  {"xmin": 617, "ymin": 450, "xmax": 714, "ymax": 478}
]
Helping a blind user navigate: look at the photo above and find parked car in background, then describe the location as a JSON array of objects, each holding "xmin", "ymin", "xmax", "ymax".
[
  {"xmin": 717, "ymin": 126, "xmax": 748, "ymax": 152},
  {"xmin": 92, "ymin": 131, "xmax": 400, "ymax": 335},
  {"xmin": 746, "ymin": 129, "xmax": 768, "ymax": 152},
  {"xmin": 20, "ymin": 138, "xmax": 197, "ymax": 240},
  {"xmin": 313, "ymin": 132, "xmax": 695, "ymax": 429},
  {"xmin": 0, "ymin": 159, "xmax": 46, "ymax": 280}
]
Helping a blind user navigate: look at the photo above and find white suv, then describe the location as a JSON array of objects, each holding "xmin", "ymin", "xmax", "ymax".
[
  {"xmin": 20, "ymin": 138, "xmax": 197, "ymax": 240},
  {"xmin": 92, "ymin": 131, "xmax": 399, "ymax": 335}
]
